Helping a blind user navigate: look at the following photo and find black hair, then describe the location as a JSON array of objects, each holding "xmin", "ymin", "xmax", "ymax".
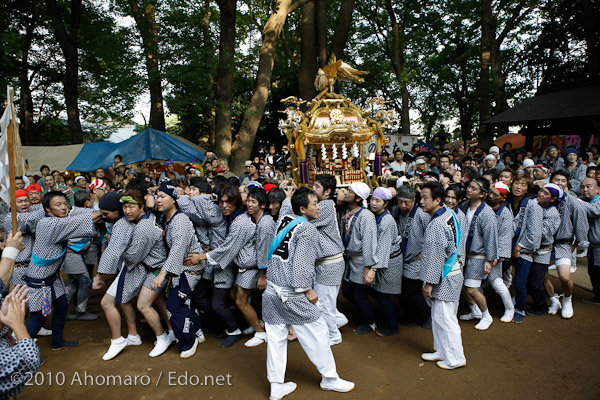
[
  {"xmin": 550, "ymin": 169, "xmax": 570, "ymax": 183},
  {"xmin": 189, "ymin": 177, "xmax": 211, "ymax": 194},
  {"xmin": 126, "ymin": 178, "xmax": 149, "ymax": 194},
  {"xmin": 445, "ymin": 184, "xmax": 462, "ymax": 201},
  {"xmin": 462, "ymin": 166, "xmax": 478, "ymax": 181},
  {"xmin": 219, "ymin": 185, "xmax": 242, "ymax": 209},
  {"xmin": 247, "ymin": 187, "xmax": 268, "ymax": 206},
  {"xmin": 228, "ymin": 176, "xmax": 240, "ymax": 187},
  {"xmin": 482, "ymin": 168, "xmax": 499, "ymax": 183},
  {"xmin": 74, "ymin": 189, "xmax": 92, "ymax": 207},
  {"xmin": 440, "ymin": 171, "xmax": 453, "ymax": 181},
  {"xmin": 422, "ymin": 182, "xmax": 445, "ymax": 203},
  {"xmin": 115, "ymin": 154, "xmax": 122, "ymax": 160},
  {"xmin": 268, "ymin": 187, "xmax": 286, "ymax": 205},
  {"xmin": 43, "ymin": 190, "xmax": 67, "ymax": 210},
  {"xmin": 40, "ymin": 164, "xmax": 50, "ymax": 172},
  {"xmin": 50, "ymin": 170, "xmax": 62, "ymax": 177},
  {"xmin": 474, "ymin": 177, "xmax": 491, "ymax": 193},
  {"xmin": 315, "ymin": 174, "xmax": 337, "ymax": 199},
  {"xmin": 424, "ymin": 171, "xmax": 439, "ymax": 181},
  {"xmin": 439, "ymin": 154, "xmax": 451, "ymax": 162},
  {"xmin": 291, "ymin": 187, "xmax": 315, "ymax": 215}
]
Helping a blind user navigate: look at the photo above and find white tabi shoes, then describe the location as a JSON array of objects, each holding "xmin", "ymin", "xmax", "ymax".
[
  {"xmin": 244, "ymin": 331, "xmax": 268, "ymax": 348},
  {"xmin": 500, "ymin": 308, "xmax": 515, "ymax": 323},
  {"xmin": 336, "ymin": 313, "xmax": 349, "ymax": 329},
  {"xmin": 180, "ymin": 337, "xmax": 200, "ymax": 359},
  {"xmin": 38, "ymin": 327, "xmax": 52, "ymax": 336},
  {"xmin": 459, "ymin": 305, "xmax": 482, "ymax": 321},
  {"xmin": 561, "ymin": 295, "xmax": 574, "ymax": 319},
  {"xmin": 149, "ymin": 332, "xmax": 173, "ymax": 357},
  {"xmin": 421, "ymin": 352, "xmax": 443, "ymax": 362},
  {"xmin": 548, "ymin": 295, "xmax": 562, "ymax": 315},
  {"xmin": 126, "ymin": 334, "xmax": 142, "ymax": 346},
  {"xmin": 436, "ymin": 360, "xmax": 467, "ymax": 370},
  {"xmin": 269, "ymin": 382, "xmax": 297, "ymax": 400},
  {"xmin": 320, "ymin": 377, "xmax": 355, "ymax": 393},
  {"xmin": 102, "ymin": 337, "xmax": 128, "ymax": 361},
  {"xmin": 474, "ymin": 312, "xmax": 493, "ymax": 330}
]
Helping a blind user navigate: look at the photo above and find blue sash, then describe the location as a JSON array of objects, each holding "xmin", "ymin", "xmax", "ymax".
[
  {"xmin": 31, "ymin": 248, "xmax": 67, "ymax": 267},
  {"xmin": 512, "ymin": 196, "xmax": 530, "ymax": 245},
  {"xmin": 343, "ymin": 208, "xmax": 364, "ymax": 247},
  {"xmin": 268, "ymin": 216, "xmax": 308, "ymax": 261},
  {"xmin": 591, "ymin": 194, "xmax": 600, "ymax": 204},
  {"xmin": 400, "ymin": 204, "xmax": 418, "ymax": 254},
  {"xmin": 67, "ymin": 237, "xmax": 90, "ymax": 253},
  {"xmin": 465, "ymin": 202, "xmax": 485, "ymax": 252},
  {"xmin": 432, "ymin": 207, "xmax": 462, "ymax": 280},
  {"xmin": 494, "ymin": 202, "xmax": 506, "ymax": 216},
  {"xmin": 375, "ymin": 209, "xmax": 389, "ymax": 226}
]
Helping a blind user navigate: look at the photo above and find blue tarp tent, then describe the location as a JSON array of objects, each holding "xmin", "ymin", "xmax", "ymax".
[{"xmin": 67, "ymin": 128, "xmax": 205, "ymax": 172}]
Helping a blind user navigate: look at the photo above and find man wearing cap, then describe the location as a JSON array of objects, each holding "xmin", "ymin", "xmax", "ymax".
[
  {"xmin": 480, "ymin": 154, "xmax": 500, "ymax": 175},
  {"xmin": 525, "ymin": 184, "xmax": 561, "ymax": 317},
  {"xmin": 522, "ymin": 158, "xmax": 535, "ymax": 178},
  {"xmin": 544, "ymin": 171, "xmax": 588, "ymax": 318},
  {"xmin": 73, "ymin": 175, "xmax": 88, "ymax": 193},
  {"xmin": 488, "ymin": 146, "xmax": 505, "ymax": 170},
  {"xmin": 533, "ymin": 164, "xmax": 550, "ymax": 188},
  {"xmin": 564, "ymin": 148, "xmax": 587, "ymax": 195},
  {"xmin": 312, "ymin": 174, "xmax": 347, "ymax": 345},
  {"xmin": 458, "ymin": 178, "xmax": 498, "ymax": 331},
  {"xmin": 396, "ymin": 185, "xmax": 432, "ymax": 328},
  {"xmin": 26, "ymin": 184, "xmax": 43, "ymax": 206},
  {"xmin": 390, "ymin": 150, "xmax": 408, "ymax": 174},
  {"xmin": 88, "ymin": 179, "xmax": 108, "ymax": 209},
  {"xmin": 410, "ymin": 158, "xmax": 427, "ymax": 176},
  {"xmin": 419, "ymin": 182, "xmax": 466, "ymax": 370},
  {"xmin": 341, "ymin": 182, "xmax": 379, "ymax": 335},
  {"xmin": 240, "ymin": 160, "xmax": 252, "ymax": 182},
  {"xmin": 368, "ymin": 187, "xmax": 403, "ymax": 336},
  {"xmin": 3, "ymin": 190, "xmax": 45, "ymax": 289},
  {"xmin": 24, "ymin": 190, "xmax": 103, "ymax": 350},
  {"xmin": 545, "ymin": 144, "xmax": 565, "ymax": 171},
  {"xmin": 159, "ymin": 160, "xmax": 182, "ymax": 183}
]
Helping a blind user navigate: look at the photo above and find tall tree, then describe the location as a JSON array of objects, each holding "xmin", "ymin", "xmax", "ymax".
[
  {"xmin": 213, "ymin": 0, "xmax": 237, "ymax": 158},
  {"xmin": 127, "ymin": 0, "xmax": 165, "ymax": 131},
  {"xmin": 298, "ymin": 1, "xmax": 318, "ymax": 100},
  {"xmin": 477, "ymin": 0, "xmax": 492, "ymax": 148},
  {"xmin": 46, "ymin": 0, "xmax": 84, "ymax": 144}
]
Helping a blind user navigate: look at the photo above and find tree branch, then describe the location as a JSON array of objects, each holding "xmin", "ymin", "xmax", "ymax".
[{"xmin": 289, "ymin": 0, "xmax": 315, "ymax": 13}]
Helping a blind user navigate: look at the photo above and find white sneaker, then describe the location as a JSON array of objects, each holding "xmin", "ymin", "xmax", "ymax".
[
  {"xmin": 180, "ymin": 337, "xmax": 200, "ymax": 359},
  {"xmin": 269, "ymin": 382, "xmax": 297, "ymax": 400},
  {"xmin": 320, "ymin": 377, "xmax": 355, "ymax": 392},
  {"xmin": 421, "ymin": 352, "xmax": 443, "ymax": 361},
  {"xmin": 459, "ymin": 311, "xmax": 482, "ymax": 321},
  {"xmin": 336, "ymin": 314, "xmax": 349, "ymax": 329},
  {"xmin": 500, "ymin": 308, "xmax": 515, "ymax": 323},
  {"xmin": 436, "ymin": 359, "xmax": 467, "ymax": 370},
  {"xmin": 561, "ymin": 295, "xmax": 574, "ymax": 319},
  {"xmin": 548, "ymin": 295, "xmax": 562, "ymax": 315},
  {"xmin": 126, "ymin": 334, "xmax": 142, "ymax": 346},
  {"xmin": 244, "ymin": 332, "xmax": 267, "ymax": 348},
  {"xmin": 475, "ymin": 314, "xmax": 493, "ymax": 330},
  {"xmin": 38, "ymin": 327, "xmax": 52, "ymax": 336},
  {"xmin": 102, "ymin": 337, "xmax": 127, "ymax": 361},
  {"xmin": 149, "ymin": 333, "xmax": 173, "ymax": 357}
]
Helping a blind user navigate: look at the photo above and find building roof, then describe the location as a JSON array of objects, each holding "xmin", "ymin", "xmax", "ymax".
[{"xmin": 484, "ymin": 81, "xmax": 600, "ymax": 126}]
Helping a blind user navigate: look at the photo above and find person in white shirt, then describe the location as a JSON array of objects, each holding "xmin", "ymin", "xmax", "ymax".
[{"xmin": 390, "ymin": 150, "xmax": 408, "ymax": 174}]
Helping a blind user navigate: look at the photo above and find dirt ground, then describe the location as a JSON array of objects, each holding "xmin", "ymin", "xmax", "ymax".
[{"xmin": 18, "ymin": 274, "xmax": 600, "ymax": 400}]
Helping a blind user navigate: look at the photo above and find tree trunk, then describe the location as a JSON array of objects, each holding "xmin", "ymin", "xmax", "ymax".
[
  {"xmin": 214, "ymin": 0, "xmax": 237, "ymax": 158},
  {"xmin": 46, "ymin": 0, "xmax": 84, "ymax": 144},
  {"xmin": 19, "ymin": 23, "xmax": 37, "ymax": 145},
  {"xmin": 384, "ymin": 0, "xmax": 410, "ymax": 135},
  {"xmin": 581, "ymin": 0, "xmax": 600, "ymax": 77},
  {"xmin": 477, "ymin": 0, "xmax": 493, "ymax": 149},
  {"xmin": 299, "ymin": 1, "xmax": 318, "ymax": 100},
  {"xmin": 316, "ymin": 0, "xmax": 328, "ymax": 67},
  {"xmin": 128, "ymin": 0, "xmax": 165, "ymax": 132},
  {"xmin": 230, "ymin": 0, "xmax": 295, "ymax": 173},
  {"xmin": 329, "ymin": 0, "xmax": 355, "ymax": 60},
  {"xmin": 201, "ymin": 0, "xmax": 216, "ymax": 148}
]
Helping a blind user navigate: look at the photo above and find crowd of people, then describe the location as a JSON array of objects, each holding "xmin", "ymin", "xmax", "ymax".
[{"xmin": 1, "ymin": 140, "xmax": 599, "ymax": 400}]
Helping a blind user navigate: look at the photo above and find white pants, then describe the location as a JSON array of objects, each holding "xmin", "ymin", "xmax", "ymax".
[
  {"xmin": 431, "ymin": 299, "xmax": 466, "ymax": 367},
  {"xmin": 314, "ymin": 283, "xmax": 342, "ymax": 342},
  {"xmin": 265, "ymin": 317, "xmax": 339, "ymax": 384}
]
